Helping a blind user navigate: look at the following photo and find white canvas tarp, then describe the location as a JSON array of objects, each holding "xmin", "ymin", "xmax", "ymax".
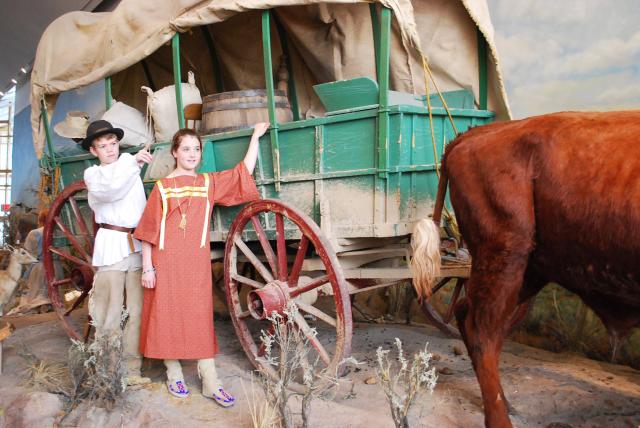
[{"xmin": 30, "ymin": 0, "xmax": 510, "ymax": 158}]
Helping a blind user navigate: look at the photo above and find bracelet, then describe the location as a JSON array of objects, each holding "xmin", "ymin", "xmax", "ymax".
[{"xmin": 142, "ymin": 267, "xmax": 156, "ymax": 274}]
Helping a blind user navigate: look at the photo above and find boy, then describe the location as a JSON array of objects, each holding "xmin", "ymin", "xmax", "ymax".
[{"xmin": 82, "ymin": 120, "xmax": 153, "ymax": 385}]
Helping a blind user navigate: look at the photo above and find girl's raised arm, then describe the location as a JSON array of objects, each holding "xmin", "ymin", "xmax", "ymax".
[{"xmin": 243, "ymin": 122, "xmax": 269, "ymax": 174}]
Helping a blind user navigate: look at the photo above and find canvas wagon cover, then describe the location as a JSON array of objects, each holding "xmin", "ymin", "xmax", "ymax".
[{"xmin": 30, "ymin": 0, "xmax": 510, "ymax": 158}]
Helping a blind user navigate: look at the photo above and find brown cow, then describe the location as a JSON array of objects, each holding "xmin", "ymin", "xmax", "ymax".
[{"xmin": 411, "ymin": 111, "xmax": 640, "ymax": 428}]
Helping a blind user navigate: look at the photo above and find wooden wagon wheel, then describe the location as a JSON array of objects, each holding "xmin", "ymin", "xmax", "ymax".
[
  {"xmin": 43, "ymin": 181, "xmax": 95, "ymax": 340},
  {"xmin": 224, "ymin": 199, "xmax": 352, "ymax": 381},
  {"xmin": 419, "ymin": 277, "xmax": 466, "ymax": 338},
  {"xmin": 420, "ymin": 275, "xmax": 537, "ymax": 339}
]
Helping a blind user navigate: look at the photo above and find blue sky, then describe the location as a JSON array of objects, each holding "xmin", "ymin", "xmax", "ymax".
[{"xmin": 486, "ymin": 0, "xmax": 640, "ymax": 118}]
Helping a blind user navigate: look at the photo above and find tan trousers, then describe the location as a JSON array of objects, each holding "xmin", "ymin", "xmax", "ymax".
[{"xmin": 88, "ymin": 266, "xmax": 143, "ymax": 375}]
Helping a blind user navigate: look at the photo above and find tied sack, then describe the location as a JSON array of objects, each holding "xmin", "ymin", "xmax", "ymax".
[
  {"xmin": 142, "ymin": 71, "xmax": 202, "ymax": 142},
  {"xmin": 102, "ymin": 101, "xmax": 154, "ymax": 148}
]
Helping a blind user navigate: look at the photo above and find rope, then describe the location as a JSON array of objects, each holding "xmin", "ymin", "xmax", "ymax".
[
  {"xmin": 53, "ymin": 166, "xmax": 61, "ymax": 197},
  {"xmin": 421, "ymin": 56, "xmax": 459, "ymax": 137},
  {"xmin": 420, "ymin": 54, "xmax": 460, "ymax": 240}
]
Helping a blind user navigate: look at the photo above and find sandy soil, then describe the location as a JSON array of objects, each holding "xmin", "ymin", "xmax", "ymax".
[{"xmin": 1, "ymin": 314, "xmax": 639, "ymax": 428}]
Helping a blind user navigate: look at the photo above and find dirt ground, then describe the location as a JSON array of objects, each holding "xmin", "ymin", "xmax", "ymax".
[{"xmin": 1, "ymin": 313, "xmax": 639, "ymax": 428}]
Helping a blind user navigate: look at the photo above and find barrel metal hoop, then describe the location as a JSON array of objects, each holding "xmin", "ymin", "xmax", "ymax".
[
  {"xmin": 203, "ymin": 102, "xmax": 291, "ymax": 113},
  {"xmin": 203, "ymin": 89, "xmax": 288, "ymax": 101}
]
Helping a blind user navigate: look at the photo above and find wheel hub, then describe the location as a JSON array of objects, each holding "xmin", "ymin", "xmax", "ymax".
[
  {"xmin": 70, "ymin": 266, "xmax": 94, "ymax": 292},
  {"xmin": 247, "ymin": 281, "xmax": 290, "ymax": 320}
]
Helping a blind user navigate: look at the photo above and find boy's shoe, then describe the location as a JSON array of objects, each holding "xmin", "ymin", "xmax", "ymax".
[{"xmin": 166, "ymin": 379, "xmax": 190, "ymax": 398}]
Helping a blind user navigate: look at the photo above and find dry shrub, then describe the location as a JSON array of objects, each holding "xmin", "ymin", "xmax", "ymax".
[
  {"xmin": 16, "ymin": 312, "xmax": 128, "ymax": 417},
  {"xmin": 251, "ymin": 302, "xmax": 358, "ymax": 428},
  {"xmin": 375, "ymin": 338, "xmax": 438, "ymax": 428},
  {"xmin": 67, "ymin": 332, "xmax": 126, "ymax": 410}
]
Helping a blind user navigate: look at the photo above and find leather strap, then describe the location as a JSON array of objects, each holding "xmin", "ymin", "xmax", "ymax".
[
  {"xmin": 99, "ymin": 223, "xmax": 136, "ymax": 252},
  {"xmin": 99, "ymin": 223, "xmax": 134, "ymax": 233}
]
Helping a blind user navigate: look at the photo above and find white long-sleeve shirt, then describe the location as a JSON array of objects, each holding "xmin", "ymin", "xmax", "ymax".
[{"xmin": 84, "ymin": 153, "xmax": 146, "ymax": 267}]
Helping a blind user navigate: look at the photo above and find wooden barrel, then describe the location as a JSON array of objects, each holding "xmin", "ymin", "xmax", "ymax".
[{"xmin": 202, "ymin": 89, "xmax": 293, "ymax": 134}]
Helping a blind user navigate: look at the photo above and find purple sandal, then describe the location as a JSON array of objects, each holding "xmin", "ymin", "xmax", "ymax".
[{"xmin": 166, "ymin": 379, "xmax": 190, "ymax": 398}]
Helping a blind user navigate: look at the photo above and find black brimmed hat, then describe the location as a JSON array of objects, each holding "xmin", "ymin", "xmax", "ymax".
[{"xmin": 81, "ymin": 120, "xmax": 124, "ymax": 151}]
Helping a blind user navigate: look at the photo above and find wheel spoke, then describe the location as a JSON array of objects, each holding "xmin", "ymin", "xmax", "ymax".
[
  {"xmin": 69, "ymin": 196, "xmax": 93, "ymax": 254},
  {"xmin": 444, "ymin": 279, "xmax": 465, "ymax": 324},
  {"xmin": 420, "ymin": 299, "xmax": 459, "ymax": 338},
  {"xmin": 251, "ymin": 216, "xmax": 278, "ymax": 278},
  {"xmin": 288, "ymin": 235, "xmax": 309, "ymax": 288},
  {"xmin": 234, "ymin": 238, "xmax": 274, "ymax": 282},
  {"xmin": 289, "ymin": 274, "xmax": 330, "ymax": 298},
  {"xmin": 275, "ymin": 213, "xmax": 287, "ymax": 281},
  {"xmin": 49, "ymin": 247, "xmax": 93, "ymax": 269},
  {"xmin": 296, "ymin": 301, "xmax": 336, "ymax": 327},
  {"xmin": 430, "ymin": 278, "xmax": 451, "ymax": 295},
  {"xmin": 51, "ymin": 278, "xmax": 73, "ymax": 287},
  {"xmin": 233, "ymin": 274, "xmax": 265, "ymax": 289},
  {"xmin": 54, "ymin": 216, "xmax": 92, "ymax": 263},
  {"xmin": 65, "ymin": 289, "xmax": 89, "ymax": 315},
  {"xmin": 294, "ymin": 313, "xmax": 331, "ymax": 366}
]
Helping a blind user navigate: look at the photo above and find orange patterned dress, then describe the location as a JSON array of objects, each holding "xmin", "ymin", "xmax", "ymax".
[{"xmin": 133, "ymin": 163, "xmax": 260, "ymax": 359}]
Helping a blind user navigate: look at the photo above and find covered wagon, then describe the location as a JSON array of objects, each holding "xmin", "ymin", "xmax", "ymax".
[{"xmin": 30, "ymin": 0, "xmax": 510, "ymax": 378}]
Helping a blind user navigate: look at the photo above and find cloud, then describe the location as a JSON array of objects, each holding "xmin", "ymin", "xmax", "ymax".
[
  {"xmin": 508, "ymin": 72, "xmax": 640, "ymax": 118},
  {"xmin": 493, "ymin": 0, "xmax": 599, "ymax": 25},
  {"xmin": 487, "ymin": 0, "xmax": 640, "ymax": 116},
  {"xmin": 495, "ymin": 33, "xmax": 563, "ymax": 79},
  {"xmin": 544, "ymin": 32, "xmax": 640, "ymax": 78},
  {"xmin": 597, "ymin": 84, "xmax": 640, "ymax": 105}
]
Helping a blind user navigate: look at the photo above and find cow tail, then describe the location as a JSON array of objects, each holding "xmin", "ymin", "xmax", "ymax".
[{"xmin": 410, "ymin": 165, "xmax": 448, "ymax": 301}]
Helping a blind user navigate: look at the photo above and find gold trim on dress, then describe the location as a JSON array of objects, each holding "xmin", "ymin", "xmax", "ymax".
[
  {"xmin": 157, "ymin": 180, "xmax": 168, "ymax": 250},
  {"xmin": 201, "ymin": 174, "xmax": 210, "ymax": 248},
  {"xmin": 157, "ymin": 174, "xmax": 211, "ymax": 250}
]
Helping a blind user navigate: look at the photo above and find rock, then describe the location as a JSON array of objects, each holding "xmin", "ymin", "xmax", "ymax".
[
  {"xmin": 453, "ymin": 345, "xmax": 465, "ymax": 356},
  {"xmin": 438, "ymin": 367, "xmax": 454, "ymax": 375},
  {"xmin": 546, "ymin": 423, "xmax": 574, "ymax": 428},
  {"xmin": 431, "ymin": 353, "xmax": 442, "ymax": 361},
  {"xmin": 76, "ymin": 406, "xmax": 123, "ymax": 428},
  {"xmin": 364, "ymin": 376, "xmax": 378, "ymax": 385},
  {"xmin": 2, "ymin": 391, "xmax": 63, "ymax": 427}
]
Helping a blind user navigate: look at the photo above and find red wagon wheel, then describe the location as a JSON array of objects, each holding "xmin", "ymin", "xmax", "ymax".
[
  {"xmin": 43, "ymin": 181, "xmax": 95, "ymax": 340},
  {"xmin": 224, "ymin": 199, "xmax": 352, "ymax": 381}
]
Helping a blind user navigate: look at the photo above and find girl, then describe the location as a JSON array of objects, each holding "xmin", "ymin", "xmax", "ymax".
[{"xmin": 134, "ymin": 123, "xmax": 269, "ymax": 406}]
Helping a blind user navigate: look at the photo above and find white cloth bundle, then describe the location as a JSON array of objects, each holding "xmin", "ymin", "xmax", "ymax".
[
  {"xmin": 142, "ymin": 71, "xmax": 202, "ymax": 143},
  {"xmin": 102, "ymin": 101, "xmax": 155, "ymax": 148}
]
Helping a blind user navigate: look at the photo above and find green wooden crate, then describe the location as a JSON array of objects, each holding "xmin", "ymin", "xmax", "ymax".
[
  {"xmin": 313, "ymin": 77, "xmax": 475, "ymax": 113},
  {"xmin": 55, "ymin": 102, "xmax": 492, "ymax": 245},
  {"xmin": 203, "ymin": 104, "xmax": 492, "ymax": 242}
]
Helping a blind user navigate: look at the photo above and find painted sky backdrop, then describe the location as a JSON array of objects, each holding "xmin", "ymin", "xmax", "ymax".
[{"xmin": 486, "ymin": 0, "xmax": 640, "ymax": 118}]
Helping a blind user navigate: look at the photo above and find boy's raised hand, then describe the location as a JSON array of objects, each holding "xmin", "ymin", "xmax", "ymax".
[{"xmin": 135, "ymin": 143, "xmax": 153, "ymax": 167}]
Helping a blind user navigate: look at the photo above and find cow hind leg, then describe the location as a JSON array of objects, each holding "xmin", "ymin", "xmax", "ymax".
[
  {"xmin": 507, "ymin": 269, "xmax": 547, "ymax": 336},
  {"xmin": 455, "ymin": 254, "xmax": 530, "ymax": 428}
]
